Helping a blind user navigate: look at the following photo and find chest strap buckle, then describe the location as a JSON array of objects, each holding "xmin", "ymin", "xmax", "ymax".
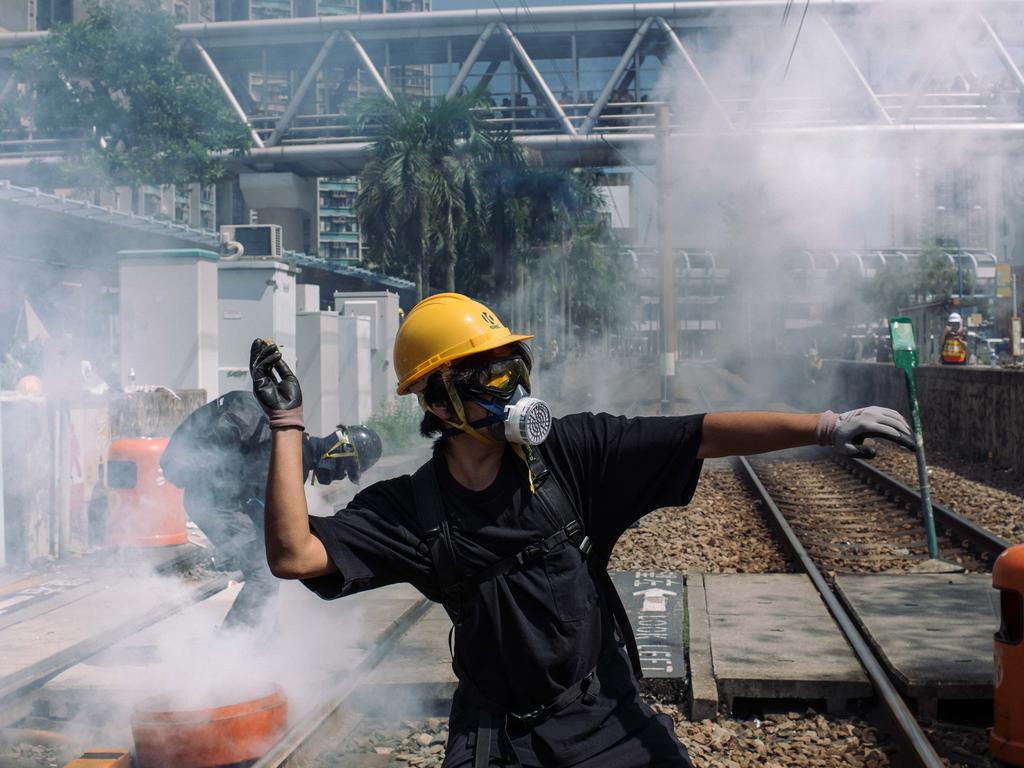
[{"xmin": 578, "ymin": 535, "xmax": 592, "ymax": 558}]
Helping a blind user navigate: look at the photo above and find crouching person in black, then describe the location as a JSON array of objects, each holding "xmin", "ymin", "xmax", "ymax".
[
  {"xmin": 251, "ymin": 293, "xmax": 913, "ymax": 768},
  {"xmin": 160, "ymin": 390, "xmax": 381, "ymax": 630}
]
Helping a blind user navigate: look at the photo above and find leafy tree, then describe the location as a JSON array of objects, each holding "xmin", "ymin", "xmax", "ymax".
[
  {"xmin": 13, "ymin": 0, "xmax": 250, "ymax": 187},
  {"xmin": 355, "ymin": 93, "xmax": 634, "ymax": 349},
  {"xmin": 355, "ymin": 90, "xmax": 517, "ymax": 298},
  {"xmin": 864, "ymin": 244, "xmax": 974, "ymax": 317}
]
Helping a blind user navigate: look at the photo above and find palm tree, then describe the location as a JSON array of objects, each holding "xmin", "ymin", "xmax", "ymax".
[{"xmin": 355, "ymin": 90, "xmax": 518, "ymax": 298}]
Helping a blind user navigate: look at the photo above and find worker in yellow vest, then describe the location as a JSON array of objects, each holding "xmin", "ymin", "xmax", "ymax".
[{"xmin": 941, "ymin": 312, "xmax": 968, "ymax": 365}]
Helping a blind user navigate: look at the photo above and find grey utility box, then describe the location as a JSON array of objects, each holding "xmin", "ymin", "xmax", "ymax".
[
  {"xmin": 334, "ymin": 291, "xmax": 400, "ymax": 413},
  {"xmin": 118, "ymin": 249, "xmax": 219, "ymax": 396},
  {"xmin": 218, "ymin": 260, "xmax": 297, "ymax": 396},
  {"xmin": 338, "ymin": 314, "xmax": 372, "ymax": 426},
  {"xmin": 296, "ymin": 311, "xmax": 341, "ymax": 437}
]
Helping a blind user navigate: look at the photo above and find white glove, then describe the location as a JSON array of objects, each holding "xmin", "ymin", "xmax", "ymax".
[{"xmin": 816, "ymin": 406, "xmax": 914, "ymax": 459}]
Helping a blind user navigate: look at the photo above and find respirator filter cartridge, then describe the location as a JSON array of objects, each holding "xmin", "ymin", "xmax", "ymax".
[{"xmin": 504, "ymin": 397, "xmax": 552, "ymax": 446}]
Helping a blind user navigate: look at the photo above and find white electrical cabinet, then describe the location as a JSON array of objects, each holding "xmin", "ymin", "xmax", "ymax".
[
  {"xmin": 338, "ymin": 314, "xmax": 372, "ymax": 426},
  {"xmin": 118, "ymin": 249, "xmax": 219, "ymax": 396},
  {"xmin": 218, "ymin": 260, "xmax": 297, "ymax": 396},
  {"xmin": 334, "ymin": 291, "xmax": 400, "ymax": 413},
  {"xmin": 296, "ymin": 312, "xmax": 341, "ymax": 437}
]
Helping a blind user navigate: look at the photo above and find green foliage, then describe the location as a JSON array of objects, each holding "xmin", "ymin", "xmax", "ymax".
[
  {"xmin": 356, "ymin": 93, "xmax": 633, "ymax": 348},
  {"xmin": 366, "ymin": 398, "xmax": 428, "ymax": 452},
  {"xmin": 355, "ymin": 89, "xmax": 518, "ymax": 298},
  {"xmin": 865, "ymin": 245, "xmax": 974, "ymax": 316},
  {"xmin": 14, "ymin": 0, "xmax": 250, "ymax": 187}
]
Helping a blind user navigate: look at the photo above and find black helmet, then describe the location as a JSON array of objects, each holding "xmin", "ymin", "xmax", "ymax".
[{"xmin": 343, "ymin": 424, "xmax": 383, "ymax": 481}]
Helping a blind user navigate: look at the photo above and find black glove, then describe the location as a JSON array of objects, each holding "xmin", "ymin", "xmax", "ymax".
[{"xmin": 250, "ymin": 338, "xmax": 304, "ymax": 430}]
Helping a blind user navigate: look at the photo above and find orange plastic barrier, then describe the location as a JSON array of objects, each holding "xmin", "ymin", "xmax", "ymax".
[
  {"xmin": 105, "ymin": 438, "xmax": 187, "ymax": 548},
  {"xmin": 131, "ymin": 686, "xmax": 288, "ymax": 768},
  {"xmin": 992, "ymin": 544, "xmax": 1024, "ymax": 766}
]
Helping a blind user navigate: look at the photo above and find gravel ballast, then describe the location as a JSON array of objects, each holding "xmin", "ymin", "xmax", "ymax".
[
  {"xmin": 871, "ymin": 443, "xmax": 1024, "ymax": 542},
  {"xmin": 609, "ymin": 463, "xmax": 792, "ymax": 574}
]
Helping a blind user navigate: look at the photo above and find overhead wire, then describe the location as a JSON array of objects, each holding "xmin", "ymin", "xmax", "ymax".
[{"xmin": 783, "ymin": 0, "xmax": 812, "ymax": 79}]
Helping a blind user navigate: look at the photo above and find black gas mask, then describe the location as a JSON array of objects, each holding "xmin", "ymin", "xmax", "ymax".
[{"xmin": 439, "ymin": 354, "xmax": 552, "ymax": 446}]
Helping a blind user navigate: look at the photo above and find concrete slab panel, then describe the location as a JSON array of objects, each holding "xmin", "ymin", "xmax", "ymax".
[
  {"xmin": 611, "ymin": 571, "xmax": 686, "ymax": 675},
  {"xmin": 685, "ymin": 572, "xmax": 718, "ymax": 721},
  {"xmin": 705, "ymin": 574, "xmax": 870, "ymax": 712},
  {"xmin": 835, "ymin": 573, "xmax": 996, "ymax": 717}
]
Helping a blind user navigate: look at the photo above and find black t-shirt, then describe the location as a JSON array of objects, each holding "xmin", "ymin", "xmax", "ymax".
[{"xmin": 303, "ymin": 412, "xmax": 704, "ymax": 761}]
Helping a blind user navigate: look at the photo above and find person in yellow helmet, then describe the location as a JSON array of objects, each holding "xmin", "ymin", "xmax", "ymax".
[{"xmin": 250, "ymin": 293, "xmax": 914, "ymax": 768}]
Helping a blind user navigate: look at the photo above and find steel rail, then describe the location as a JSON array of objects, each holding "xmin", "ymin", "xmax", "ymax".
[
  {"xmin": 834, "ymin": 454, "xmax": 1010, "ymax": 560},
  {"xmin": 0, "ymin": 572, "xmax": 234, "ymax": 726},
  {"xmin": 252, "ymin": 596, "xmax": 433, "ymax": 767},
  {"xmin": 733, "ymin": 455, "xmax": 945, "ymax": 768}
]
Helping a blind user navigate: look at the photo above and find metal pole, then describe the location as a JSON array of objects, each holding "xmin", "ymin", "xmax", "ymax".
[
  {"xmin": 657, "ymin": 104, "xmax": 675, "ymax": 414},
  {"xmin": 904, "ymin": 369, "xmax": 939, "ymax": 559},
  {"xmin": 345, "ymin": 31, "xmax": 394, "ymax": 101},
  {"xmin": 654, "ymin": 17, "xmax": 733, "ymax": 129},
  {"xmin": 191, "ymin": 39, "xmax": 265, "ymax": 148},
  {"xmin": 581, "ymin": 18, "xmax": 654, "ymax": 135},
  {"xmin": 446, "ymin": 23, "xmax": 497, "ymax": 99},
  {"xmin": 266, "ymin": 30, "xmax": 341, "ymax": 147},
  {"xmin": 957, "ymin": 242, "xmax": 963, "ymax": 300},
  {"xmin": 499, "ymin": 24, "xmax": 577, "ymax": 136}
]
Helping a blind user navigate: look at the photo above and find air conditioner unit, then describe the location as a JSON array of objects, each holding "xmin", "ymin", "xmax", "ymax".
[{"xmin": 219, "ymin": 224, "xmax": 283, "ymax": 259}]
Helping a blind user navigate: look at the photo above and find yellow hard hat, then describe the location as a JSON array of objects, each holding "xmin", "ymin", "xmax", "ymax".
[{"xmin": 394, "ymin": 293, "xmax": 532, "ymax": 395}]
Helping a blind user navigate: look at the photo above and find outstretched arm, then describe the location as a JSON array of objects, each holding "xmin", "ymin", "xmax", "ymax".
[
  {"xmin": 698, "ymin": 407, "xmax": 914, "ymax": 460},
  {"xmin": 698, "ymin": 411, "xmax": 818, "ymax": 459},
  {"xmin": 251, "ymin": 339, "xmax": 337, "ymax": 580}
]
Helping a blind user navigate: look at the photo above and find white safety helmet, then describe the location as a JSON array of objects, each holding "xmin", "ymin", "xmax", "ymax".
[{"xmin": 948, "ymin": 312, "xmax": 962, "ymax": 326}]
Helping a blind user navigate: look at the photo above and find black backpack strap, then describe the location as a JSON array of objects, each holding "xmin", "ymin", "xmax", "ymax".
[
  {"xmin": 526, "ymin": 447, "xmax": 644, "ymax": 679},
  {"xmin": 411, "ymin": 459, "xmax": 463, "ymax": 608}
]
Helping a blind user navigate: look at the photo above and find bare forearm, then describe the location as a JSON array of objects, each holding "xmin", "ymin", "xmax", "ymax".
[
  {"xmin": 698, "ymin": 411, "xmax": 821, "ymax": 459},
  {"xmin": 265, "ymin": 428, "xmax": 334, "ymax": 578}
]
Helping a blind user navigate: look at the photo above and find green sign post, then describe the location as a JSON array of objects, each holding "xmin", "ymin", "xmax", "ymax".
[{"xmin": 888, "ymin": 317, "xmax": 939, "ymax": 560}]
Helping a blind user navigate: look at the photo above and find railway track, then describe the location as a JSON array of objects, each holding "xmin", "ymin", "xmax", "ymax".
[
  {"xmin": 671, "ymin": 372, "xmax": 1006, "ymax": 767},
  {"xmin": 746, "ymin": 454, "xmax": 998, "ymax": 575}
]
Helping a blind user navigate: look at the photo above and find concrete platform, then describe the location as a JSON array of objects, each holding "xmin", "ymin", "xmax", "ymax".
[
  {"xmin": 696, "ymin": 573, "xmax": 872, "ymax": 713},
  {"xmin": 354, "ymin": 602, "xmax": 457, "ymax": 717},
  {"xmin": 835, "ymin": 573, "xmax": 998, "ymax": 719}
]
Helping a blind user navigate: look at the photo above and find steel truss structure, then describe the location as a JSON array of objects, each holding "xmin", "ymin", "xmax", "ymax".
[{"xmin": 2, "ymin": 0, "xmax": 1024, "ymax": 175}]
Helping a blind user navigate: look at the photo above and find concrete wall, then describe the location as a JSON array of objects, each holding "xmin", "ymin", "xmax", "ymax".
[
  {"xmin": 118, "ymin": 250, "xmax": 220, "ymax": 396},
  {"xmin": 727, "ymin": 357, "xmax": 1024, "ymax": 471}
]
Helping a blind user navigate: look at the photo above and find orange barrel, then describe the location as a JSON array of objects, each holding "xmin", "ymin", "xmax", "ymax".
[
  {"xmin": 105, "ymin": 437, "xmax": 187, "ymax": 548},
  {"xmin": 131, "ymin": 685, "xmax": 288, "ymax": 768},
  {"xmin": 992, "ymin": 544, "xmax": 1024, "ymax": 766}
]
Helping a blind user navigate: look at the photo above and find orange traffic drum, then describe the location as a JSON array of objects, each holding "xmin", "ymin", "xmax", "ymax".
[
  {"xmin": 105, "ymin": 437, "xmax": 187, "ymax": 548},
  {"xmin": 131, "ymin": 684, "xmax": 288, "ymax": 768}
]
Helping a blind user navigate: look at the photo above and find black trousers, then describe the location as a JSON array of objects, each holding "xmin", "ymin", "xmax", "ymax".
[
  {"xmin": 184, "ymin": 487, "xmax": 279, "ymax": 629},
  {"xmin": 441, "ymin": 703, "xmax": 693, "ymax": 768}
]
